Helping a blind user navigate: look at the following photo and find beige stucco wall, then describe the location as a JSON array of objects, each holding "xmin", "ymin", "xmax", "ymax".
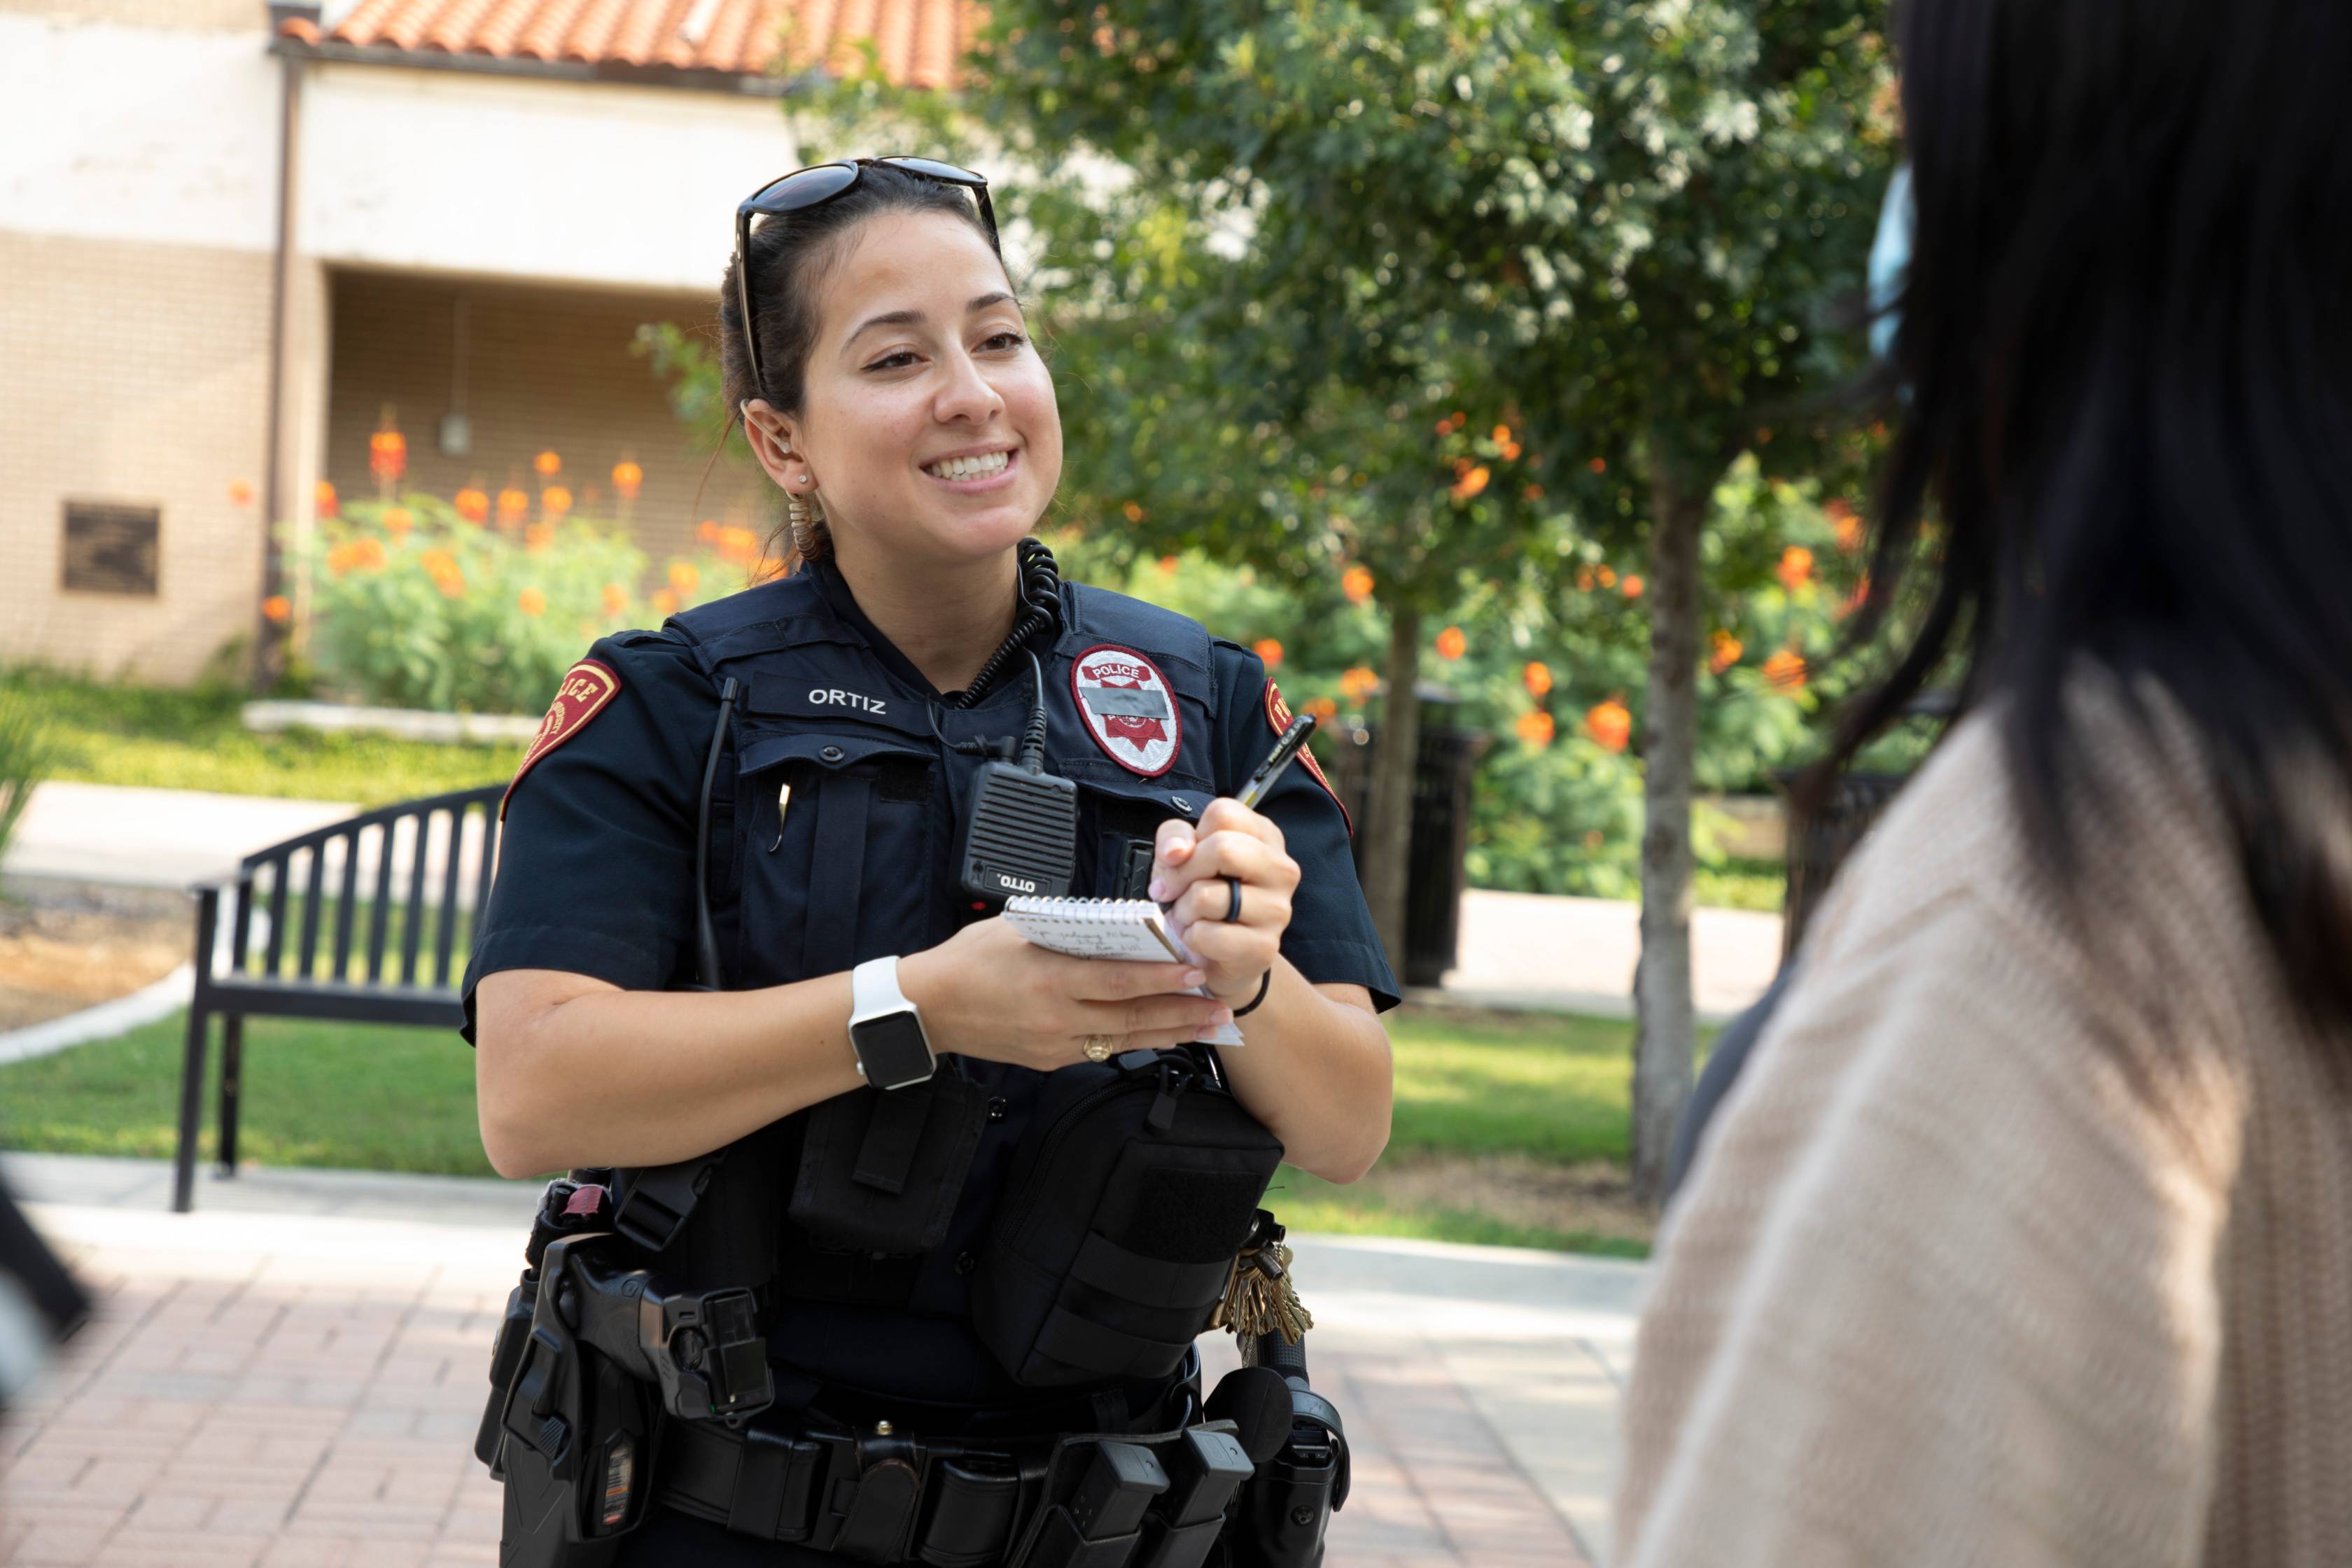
[{"xmin": 0, "ymin": 229, "xmax": 328, "ymax": 683}]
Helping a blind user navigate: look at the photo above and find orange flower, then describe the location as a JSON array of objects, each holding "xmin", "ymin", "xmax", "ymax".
[
  {"xmin": 227, "ymin": 479, "xmax": 254, "ymax": 505},
  {"xmin": 668, "ymin": 562, "xmax": 700, "ymax": 595},
  {"xmin": 611, "ymin": 461, "xmax": 643, "ymax": 501},
  {"xmin": 541, "ymin": 485, "xmax": 573, "ymax": 518},
  {"xmin": 652, "ymin": 588, "xmax": 680, "ymax": 616},
  {"xmin": 1434, "ymin": 626, "xmax": 1467, "ymax": 661},
  {"xmin": 454, "ymin": 486, "xmax": 490, "ymax": 524},
  {"xmin": 1588, "ymin": 456, "xmax": 1607, "ymax": 475},
  {"xmin": 497, "ymin": 487, "xmax": 530, "ymax": 526},
  {"xmin": 1303, "ymin": 696, "xmax": 1340, "ymax": 722},
  {"xmin": 261, "ymin": 594, "xmax": 290, "ymax": 623},
  {"xmin": 1499, "ymin": 440, "xmax": 1522, "ymax": 461},
  {"xmin": 1450, "ymin": 465, "xmax": 1490, "ymax": 500},
  {"xmin": 315, "ymin": 479, "xmax": 338, "ymax": 517},
  {"xmin": 1777, "ymin": 545, "xmax": 1816, "ymax": 592},
  {"xmin": 419, "ymin": 547, "xmax": 458, "ymax": 578},
  {"xmin": 601, "ymin": 583, "xmax": 628, "ymax": 617},
  {"xmin": 524, "ymin": 522, "xmax": 555, "ymax": 552},
  {"xmin": 349, "ymin": 537, "xmax": 386, "ymax": 571},
  {"xmin": 1338, "ymin": 666, "xmax": 1381, "ymax": 704},
  {"xmin": 1523, "ymin": 483, "xmax": 1545, "ymax": 500},
  {"xmin": 382, "ymin": 507, "xmax": 413, "ymax": 538},
  {"xmin": 718, "ymin": 526, "xmax": 760, "ymax": 565},
  {"xmin": 1596, "ymin": 566, "xmax": 1618, "ymax": 589},
  {"xmin": 1157, "ymin": 555, "xmax": 1178, "ymax": 575},
  {"xmin": 1763, "ymin": 649, "xmax": 1808, "ymax": 692},
  {"xmin": 1121, "ymin": 500, "xmax": 1145, "ymax": 522},
  {"xmin": 1576, "ymin": 566, "xmax": 1597, "ymax": 592},
  {"xmin": 432, "ymin": 567, "xmax": 465, "ymax": 599},
  {"xmin": 1492, "ymin": 424, "xmax": 1511, "ymax": 443},
  {"xmin": 1341, "ymin": 565, "xmax": 1375, "ymax": 603},
  {"xmin": 1619, "ymin": 573, "xmax": 1644, "ymax": 599},
  {"xmin": 1709, "ymin": 629, "xmax": 1744, "ymax": 674},
  {"xmin": 697, "ymin": 519, "xmax": 722, "ymax": 544},
  {"xmin": 533, "ymin": 449, "xmax": 561, "ymax": 477},
  {"xmin": 370, "ymin": 428, "xmax": 407, "ymax": 484},
  {"xmin": 1826, "ymin": 498, "xmax": 1865, "ymax": 552},
  {"xmin": 1522, "ymin": 661, "xmax": 1553, "ymax": 697},
  {"xmin": 517, "ymin": 587, "xmax": 546, "ymax": 617},
  {"xmin": 1252, "ymin": 638, "xmax": 1284, "ymax": 670},
  {"xmin": 1584, "ymin": 699, "xmax": 1633, "ymax": 752},
  {"xmin": 1515, "ymin": 709, "xmax": 1556, "ymax": 748}
]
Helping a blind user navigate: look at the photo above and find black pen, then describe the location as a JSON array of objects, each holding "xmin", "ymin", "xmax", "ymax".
[
  {"xmin": 1155, "ymin": 713, "xmax": 1320, "ymax": 913},
  {"xmin": 1236, "ymin": 713, "xmax": 1318, "ymax": 811}
]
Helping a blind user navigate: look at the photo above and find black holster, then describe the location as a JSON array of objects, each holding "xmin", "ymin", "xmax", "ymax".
[
  {"xmin": 477, "ymin": 1177, "xmax": 776, "ymax": 1568},
  {"xmin": 1227, "ymin": 1334, "xmax": 1350, "ymax": 1568}
]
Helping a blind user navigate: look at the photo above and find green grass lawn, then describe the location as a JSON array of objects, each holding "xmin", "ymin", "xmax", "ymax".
[
  {"xmin": 0, "ymin": 1004, "xmax": 1665, "ymax": 1254},
  {"xmin": 8, "ymin": 668, "xmax": 514, "ymax": 807}
]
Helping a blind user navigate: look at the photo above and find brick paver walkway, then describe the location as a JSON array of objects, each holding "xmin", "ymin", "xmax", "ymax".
[{"xmin": 2, "ymin": 1175, "xmax": 1631, "ymax": 1567}]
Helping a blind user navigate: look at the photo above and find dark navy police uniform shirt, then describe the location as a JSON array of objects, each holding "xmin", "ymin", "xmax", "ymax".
[{"xmin": 461, "ymin": 558, "xmax": 1396, "ymax": 1412}]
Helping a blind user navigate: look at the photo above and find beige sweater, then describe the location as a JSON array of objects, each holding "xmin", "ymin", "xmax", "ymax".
[{"xmin": 1615, "ymin": 686, "xmax": 2352, "ymax": 1567}]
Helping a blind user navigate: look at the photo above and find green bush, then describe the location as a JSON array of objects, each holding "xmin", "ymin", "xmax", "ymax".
[
  {"xmin": 288, "ymin": 494, "xmax": 769, "ymax": 715},
  {"xmin": 0, "ymin": 690, "xmax": 53, "ymax": 864}
]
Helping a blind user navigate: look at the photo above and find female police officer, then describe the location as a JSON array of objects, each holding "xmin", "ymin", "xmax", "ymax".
[{"xmin": 465, "ymin": 158, "xmax": 1396, "ymax": 1564}]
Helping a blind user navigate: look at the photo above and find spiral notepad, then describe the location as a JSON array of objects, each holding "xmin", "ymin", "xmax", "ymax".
[{"xmin": 1001, "ymin": 896, "xmax": 1247, "ymax": 1046}]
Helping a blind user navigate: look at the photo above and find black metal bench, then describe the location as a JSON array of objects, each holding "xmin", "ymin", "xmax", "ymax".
[{"xmin": 173, "ymin": 784, "xmax": 504, "ymax": 1213}]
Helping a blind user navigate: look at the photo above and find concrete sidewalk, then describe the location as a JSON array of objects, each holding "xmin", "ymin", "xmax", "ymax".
[
  {"xmin": 0, "ymin": 1153, "xmax": 1639, "ymax": 1567},
  {"xmin": 4, "ymin": 781, "xmax": 1781, "ymax": 1018}
]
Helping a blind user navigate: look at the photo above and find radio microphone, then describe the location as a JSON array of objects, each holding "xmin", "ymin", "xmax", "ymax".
[{"xmin": 957, "ymin": 650, "xmax": 1079, "ymax": 903}]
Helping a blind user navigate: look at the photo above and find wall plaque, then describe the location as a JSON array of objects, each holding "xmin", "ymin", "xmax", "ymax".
[{"xmin": 61, "ymin": 502, "xmax": 160, "ymax": 596}]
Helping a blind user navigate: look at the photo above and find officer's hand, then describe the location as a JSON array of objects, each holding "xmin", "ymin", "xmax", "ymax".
[
  {"xmin": 897, "ymin": 917, "xmax": 1235, "ymax": 1072},
  {"xmin": 1149, "ymin": 798, "xmax": 1298, "ymax": 1004}
]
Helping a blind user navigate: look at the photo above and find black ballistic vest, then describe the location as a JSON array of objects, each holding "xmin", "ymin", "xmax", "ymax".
[{"xmin": 617, "ymin": 563, "xmax": 1256, "ymax": 1409}]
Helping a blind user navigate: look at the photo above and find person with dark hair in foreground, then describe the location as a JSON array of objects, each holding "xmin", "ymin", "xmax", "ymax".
[{"xmin": 1616, "ymin": 1, "xmax": 2352, "ymax": 1563}]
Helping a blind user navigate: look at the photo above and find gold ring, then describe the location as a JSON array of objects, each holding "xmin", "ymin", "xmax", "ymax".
[{"xmin": 1082, "ymin": 1035, "xmax": 1116, "ymax": 1063}]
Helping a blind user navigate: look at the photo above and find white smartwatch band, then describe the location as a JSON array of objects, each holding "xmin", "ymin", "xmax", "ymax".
[
  {"xmin": 847, "ymin": 955, "xmax": 934, "ymax": 1088},
  {"xmin": 850, "ymin": 955, "xmax": 913, "ymax": 1023}
]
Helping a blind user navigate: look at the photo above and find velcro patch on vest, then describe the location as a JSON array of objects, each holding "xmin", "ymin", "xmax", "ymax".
[
  {"xmin": 1264, "ymin": 679, "xmax": 1351, "ymax": 836},
  {"xmin": 1071, "ymin": 644, "xmax": 1181, "ymax": 777},
  {"xmin": 501, "ymin": 659, "xmax": 621, "ymax": 821}
]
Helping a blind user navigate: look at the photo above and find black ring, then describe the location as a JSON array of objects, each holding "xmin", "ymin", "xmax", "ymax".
[{"xmin": 1225, "ymin": 878, "xmax": 1244, "ymax": 923}]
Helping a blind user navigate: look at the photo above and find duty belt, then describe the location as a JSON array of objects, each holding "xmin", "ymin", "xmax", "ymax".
[{"xmin": 655, "ymin": 1412, "xmax": 1256, "ymax": 1567}]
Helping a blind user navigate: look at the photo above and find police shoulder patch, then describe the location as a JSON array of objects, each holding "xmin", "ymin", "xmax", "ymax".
[
  {"xmin": 500, "ymin": 659, "xmax": 622, "ymax": 821},
  {"xmin": 1071, "ymin": 643, "xmax": 1182, "ymax": 777},
  {"xmin": 1263, "ymin": 679, "xmax": 1351, "ymax": 836}
]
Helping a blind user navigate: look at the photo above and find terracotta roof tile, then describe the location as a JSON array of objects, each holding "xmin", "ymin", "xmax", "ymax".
[{"xmin": 309, "ymin": 0, "xmax": 973, "ymax": 86}]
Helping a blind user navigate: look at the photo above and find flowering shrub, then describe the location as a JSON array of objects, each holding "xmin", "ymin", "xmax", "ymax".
[
  {"xmin": 1052, "ymin": 451, "xmax": 1886, "ymax": 899},
  {"xmin": 290, "ymin": 493, "xmax": 774, "ymax": 715}
]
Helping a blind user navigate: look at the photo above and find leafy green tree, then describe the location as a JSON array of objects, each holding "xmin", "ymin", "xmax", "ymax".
[{"xmin": 812, "ymin": 1, "xmax": 1893, "ymax": 1198}]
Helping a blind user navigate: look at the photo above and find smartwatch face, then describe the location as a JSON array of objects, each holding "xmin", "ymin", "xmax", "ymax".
[{"xmin": 851, "ymin": 1013, "xmax": 935, "ymax": 1090}]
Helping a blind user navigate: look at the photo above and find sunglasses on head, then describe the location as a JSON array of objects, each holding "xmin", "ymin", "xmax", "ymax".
[{"xmin": 732, "ymin": 157, "xmax": 1000, "ymax": 398}]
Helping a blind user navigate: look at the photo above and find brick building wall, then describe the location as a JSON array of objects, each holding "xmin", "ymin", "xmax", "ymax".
[
  {"xmin": 323, "ymin": 270, "xmax": 773, "ymax": 576},
  {"xmin": 0, "ymin": 229, "xmax": 328, "ymax": 685}
]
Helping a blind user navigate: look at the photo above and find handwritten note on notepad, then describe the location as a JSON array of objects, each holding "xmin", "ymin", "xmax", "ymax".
[{"xmin": 1000, "ymin": 896, "xmax": 1246, "ymax": 1046}]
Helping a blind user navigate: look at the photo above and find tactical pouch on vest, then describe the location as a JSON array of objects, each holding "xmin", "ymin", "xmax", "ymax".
[
  {"xmin": 789, "ymin": 1074, "xmax": 992, "ymax": 1255},
  {"xmin": 974, "ymin": 1049, "xmax": 1284, "ymax": 1387}
]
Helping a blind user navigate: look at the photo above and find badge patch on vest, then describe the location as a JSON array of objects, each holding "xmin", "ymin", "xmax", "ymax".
[
  {"xmin": 1265, "ymin": 680, "xmax": 1352, "ymax": 836},
  {"xmin": 1071, "ymin": 644, "xmax": 1181, "ymax": 777},
  {"xmin": 501, "ymin": 659, "xmax": 621, "ymax": 820}
]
